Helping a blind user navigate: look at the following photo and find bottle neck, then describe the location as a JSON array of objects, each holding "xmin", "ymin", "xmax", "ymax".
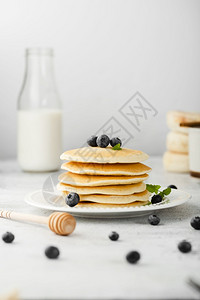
[
  {"xmin": 25, "ymin": 54, "xmax": 55, "ymax": 85},
  {"xmin": 18, "ymin": 49, "xmax": 61, "ymax": 110}
]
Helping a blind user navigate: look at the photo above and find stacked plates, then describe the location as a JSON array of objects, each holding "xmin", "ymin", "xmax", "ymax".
[{"xmin": 57, "ymin": 147, "xmax": 151, "ymax": 208}]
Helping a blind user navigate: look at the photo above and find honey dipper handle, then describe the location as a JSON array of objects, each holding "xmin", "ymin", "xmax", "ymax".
[{"xmin": 0, "ymin": 210, "xmax": 48, "ymax": 225}]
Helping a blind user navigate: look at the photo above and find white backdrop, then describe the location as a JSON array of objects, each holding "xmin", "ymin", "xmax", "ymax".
[{"xmin": 0, "ymin": 0, "xmax": 200, "ymax": 158}]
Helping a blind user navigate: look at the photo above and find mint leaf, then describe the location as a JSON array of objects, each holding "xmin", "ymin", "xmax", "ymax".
[
  {"xmin": 146, "ymin": 184, "xmax": 161, "ymax": 194},
  {"xmin": 158, "ymin": 191, "xmax": 165, "ymax": 199},
  {"xmin": 162, "ymin": 187, "xmax": 171, "ymax": 195},
  {"xmin": 146, "ymin": 184, "xmax": 156, "ymax": 193},
  {"xmin": 154, "ymin": 185, "xmax": 161, "ymax": 194},
  {"xmin": 112, "ymin": 143, "xmax": 122, "ymax": 150}
]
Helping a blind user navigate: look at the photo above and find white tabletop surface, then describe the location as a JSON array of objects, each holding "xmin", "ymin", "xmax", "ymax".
[{"xmin": 0, "ymin": 157, "xmax": 200, "ymax": 300}]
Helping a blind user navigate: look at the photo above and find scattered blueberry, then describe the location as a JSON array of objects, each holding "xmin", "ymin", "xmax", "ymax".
[
  {"xmin": 96, "ymin": 134, "xmax": 110, "ymax": 148},
  {"xmin": 2, "ymin": 232, "xmax": 15, "ymax": 243},
  {"xmin": 148, "ymin": 214, "xmax": 160, "ymax": 225},
  {"xmin": 87, "ymin": 135, "xmax": 98, "ymax": 147},
  {"xmin": 168, "ymin": 185, "xmax": 177, "ymax": 189},
  {"xmin": 110, "ymin": 137, "xmax": 122, "ymax": 147},
  {"xmin": 190, "ymin": 216, "xmax": 200, "ymax": 230},
  {"xmin": 151, "ymin": 194, "xmax": 162, "ymax": 204},
  {"xmin": 109, "ymin": 231, "xmax": 119, "ymax": 241},
  {"xmin": 178, "ymin": 240, "xmax": 192, "ymax": 253},
  {"xmin": 65, "ymin": 192, "xmax": 80, "ymax": 207},
  {"xmin": 45, "ymin": 246, "xmax": 60, "ymax": 259},
  {"xmin": 126, "ymin": 251, "xmax": 140, "ymax": 264}
]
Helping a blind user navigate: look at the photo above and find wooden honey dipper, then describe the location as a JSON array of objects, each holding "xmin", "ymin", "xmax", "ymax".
[{"xmin": 0, "ymin": 210, "xmax": 76, "ymax": 236}]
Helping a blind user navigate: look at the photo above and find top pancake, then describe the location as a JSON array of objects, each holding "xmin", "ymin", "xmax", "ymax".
[
  {"xmin": 60, "ymin": 147, "xmax": 149, "ymax": 164},
  {"xmin": 61, "ymin": 161, "xmax": 151, "ymax": 176}
]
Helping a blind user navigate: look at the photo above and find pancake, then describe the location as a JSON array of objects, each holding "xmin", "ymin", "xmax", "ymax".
[
  {"xmin": 61, "ymin": 161, "xmax": 151, "ymax": 176},
  {"xmin": 60, "ymin": 147, "xmax": 149, "ymax": 164},
  {"xmin": 163, "ymin": 151, "xmax": 189, "ymax": 173},
  {"xmin": 166, "ymin": 131, "xmax": 188, "ymax": 154},
  {"xmin": 70, "ymin": 200, "xmax": 149, "ymax": 208},
  {"xmin": 57, "ymin": 181, "xmax": 146, "ymax": 195},
  {"xmin": 58, "ymin": 172, "xmax": 149, "ymax": 186},
  {"xmin": 62, "ymin": 190, "xmax": 150, "ymax": 204}
]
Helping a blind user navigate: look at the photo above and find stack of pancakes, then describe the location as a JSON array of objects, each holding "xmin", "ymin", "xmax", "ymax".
[
  {"xmin": 57, "ymin": 147, "xmax": 151, "ymax": 208},
  {"xmin": 163, "ymin": 110, "xmax": 200, "ymax": 172}
]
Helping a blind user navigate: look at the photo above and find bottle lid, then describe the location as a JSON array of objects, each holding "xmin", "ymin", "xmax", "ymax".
[{"xmin": 26, "ymin": 48, "xmax": 54, "ymax": 56}]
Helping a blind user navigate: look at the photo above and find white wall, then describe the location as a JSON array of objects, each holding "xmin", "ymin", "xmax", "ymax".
[{"xmin": 0, "ymin": 0, "xmax": 200, "ymax": 158}]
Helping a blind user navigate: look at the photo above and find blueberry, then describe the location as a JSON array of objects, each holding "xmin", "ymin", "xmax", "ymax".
[
  {"xmin": 126, "ymin": 251, "xmax": 140, "ymax": 264},
  {"xmin": 96, "ymin": 134, "xmax": 110, "ymax": 148},
  {"xmin": 110, "ymin": 137, "xmax": 122, "ymax": 147},
  {"xmin": 2, "ymin": 232, "xmax": 15, "ymax": 243},
  {"xmin": 45, "ymin": 246, "xmax": 60, "ymax": 259},
  {"xmin": 87, "ymin": 135, "xmax": 98, "ymax": 147},
  {"xmin": 178, "ymin": 240, "xmax": 192, "ymax": 253},
  {"xmin": 65, "ymin": 192, "xmax": 80, "ymax": 207},
  {"xmin": 168, "ymin": 185, "xmax": 177, "ymax": 189},
  {"xmin": 151, "ymin": 194, "xmax": 162, "ymax": 204},
  {"xmin": 190, "ymin": 216, "xmax": 200, "ymax": 230},
  {"xmin": 148, "ymin": 214, "xmax": 160, "ymax": 225},
  {"xmin": 109, "ymin": 231, "xmax": 119, "ymax": 241}
]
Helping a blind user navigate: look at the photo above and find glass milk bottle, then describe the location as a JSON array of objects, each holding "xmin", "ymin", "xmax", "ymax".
[{"xmin": 17, "ymin": 48, "xmax": 62, "ymax": 172}]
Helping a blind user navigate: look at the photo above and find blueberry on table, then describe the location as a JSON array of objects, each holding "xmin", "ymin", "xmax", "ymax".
[
  {"xmin": 151, "ymin": 194, "xmax": 162, "ymax": 204},
  {"xmin": 2, "ymin": 232, "xmax": 15, "ymax": 243},
  {"xmin": 65, "ymin": 192, "xmax": 80, "ymax": 207},
  {"xmin": 178, "ymin": 240, "xmax": 192, "ymax": 253},
  {"xmin": 45, "ymin": 246, "xmax": 60, "ymax": 259},
  {"xmin": 148, "ymin": 214, "xmax": 160, "ymax": 225},
  {"xmin": 109, "ymin": 231, "xmax": 119, "ymax": 241},
  {"xmin": 87, "ymin": 135, "xmax": 98, "ymax": 147},
  {"xmin": 190, "ymin": 216, "xmax": 200, "ymax": 230},
  {"xmin": 96, "ymin": 134, "xmax": 110, "ymax": 148},
  {"xmin": 168, "ymin": 185, "xmax": 177, "ymax": 189},
  {"xmin": 126, "ymin": 251, "xmax": 140, "ymax": 264},
  {"xmin": 110, "ymin": 137, "xmax": 122, "ymax": 147}
]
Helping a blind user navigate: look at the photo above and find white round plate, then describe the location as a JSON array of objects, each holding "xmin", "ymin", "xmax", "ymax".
[{"xmin": 25, "ymin": 188, "xmax": 191, "ymax": 218}]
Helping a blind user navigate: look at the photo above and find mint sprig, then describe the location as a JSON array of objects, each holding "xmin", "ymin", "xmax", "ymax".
[
  {"xmin": 146, "ymin": 184, "xmax": 171, "ymax": 199},
  {"xmin": 112, "ymin": 143, "xmax": 122, "ymax": 150}
]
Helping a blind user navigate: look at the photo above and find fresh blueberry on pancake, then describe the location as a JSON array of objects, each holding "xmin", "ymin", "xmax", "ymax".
[
  {"xmin": 87, "ymin": 135, "xmax": 98, "ymax": 147},
  {"xmin": 110, "ymin": 137, "xmax": 122, "ymax": 147},
  {"xmin": 96, "ymin": 134, "xmax": 110, "ymax": 148}
]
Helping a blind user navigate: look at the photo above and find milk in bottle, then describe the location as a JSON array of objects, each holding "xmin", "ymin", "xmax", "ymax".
[{"xmin": 17, "ymin": 48, "xmax": 62, "ymax": 171}]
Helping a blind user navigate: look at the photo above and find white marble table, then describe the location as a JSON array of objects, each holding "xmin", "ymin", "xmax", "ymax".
[{"xmin": 0, "ymin": 157, "xmax": 200, "ymax": 300}]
